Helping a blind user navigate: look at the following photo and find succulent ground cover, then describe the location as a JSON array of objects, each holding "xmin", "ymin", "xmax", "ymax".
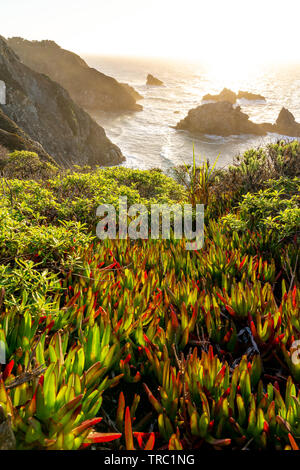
[{"xmin": 0, "ymin": 141, "xmax": 299, "ymax": 450}]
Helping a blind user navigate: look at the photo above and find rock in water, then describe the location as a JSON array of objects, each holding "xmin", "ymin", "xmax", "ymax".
[
  {"xmin": 176, "ymin": 101, "xmax": 266, "ymax": 136},
  {"xmin": 274, "ymin": 107, "xmax": 300, "ymax": 136},
  {"xmin": 237, "ymin": 90, "xmax": 266, "ymax": 101},
  {"xmin": 7, "ymin": 37, "xmax": 142, "ymax": 113},
  {"xmin": 146, "ymin": 74, "xmax": 164, "ymax": 86},
  {"xmin": 0, "ymin": 36, "xmax": 124, "ymax": 167},
  {"xmin": 202, "ymin": 88, "xmax": 236, "ymax": 104}
]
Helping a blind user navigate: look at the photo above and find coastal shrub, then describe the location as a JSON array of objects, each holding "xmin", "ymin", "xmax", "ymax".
[
  {"xmin": 222, "ymin": 182, "xmax": 300, "ymax": 241},
  {"xmin": 213, "ymin": 141, "xmax": 300, "ymax": 200},
  {"xmin": 170, "ymin": 153, "xmax": 219, "ymax": 206},
  {"xmin": 0, "ymin": 207, "xmax": 93, "ymax": 271},
  {"xmin": 218, "ymin": 148, "xmax": 272, "ymax": 197},
  {"xmin": 0, "ymin": 145, "xmax": 299, "ymax": 451},
  {"xmin": 267, "ymin": 139, "xmax": 300, "ymax": 178},
  {"xmin": 3, "ymin": 151, "xmax": 58, "ymax": 180},
  {"xmin": 50, "ymin": 166, "xmax": 186, "ymax": 205},
  {"xmin": 0, "ymin": 168, "xmax": 186, "ymax": 232}
]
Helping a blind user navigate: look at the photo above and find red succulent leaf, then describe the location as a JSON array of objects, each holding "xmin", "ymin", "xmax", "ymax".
[
  {"xmin": 125, "ymin": 406, "xmax": 135, "ymax": 450},
  {"xmin": 73, "ymin": 418, "xmax": 102, "ymax": 435},
  {"xmin": 3, "ymin": 360, "xmax": 14, "ymax": 381},
  {"xmin": 85, "ymin": 432, "xmax": 122, "ymax": 444}
]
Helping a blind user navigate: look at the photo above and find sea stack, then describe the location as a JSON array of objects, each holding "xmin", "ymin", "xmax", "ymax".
[
  {"xmin": 176, "ymin": 101, "xmax": 266, "ymax": 136},
  {"xmin": 237, "ymin": 90, "xmax": 266, "ymax": 101},
  {"xmin": 272, "ymin": 107, "xmax": 300, "ymax": 136},
  {"xmin": 202, "ymin": 88, "xmax": 266, "ymax": 104},
  {"xmin": 146, "ymin": 74, "xmax": 164, "ymax": 86},
  {"xmin": 202, "ymin": 88, "xmax": 236, "ymax": 104}
]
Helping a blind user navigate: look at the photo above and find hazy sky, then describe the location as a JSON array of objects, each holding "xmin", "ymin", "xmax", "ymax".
[{"xmin": 1, "ymin": 0, "xmax": 300, "ymax": 66}]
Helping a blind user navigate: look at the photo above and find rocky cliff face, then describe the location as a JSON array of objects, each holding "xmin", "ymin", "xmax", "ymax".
[
  {"xmin": 0, "ymin": 108, "xmax": 55, "ymax": 163},
  {"xmin": 0, "ymin": 36, "xmax": 124, "ymax": 167},
  {"xmin": 176, "ymin": 101, "xmax": 266, "ymax": 136},
  {"xmin": 7, "ymin": 38, "xmax": 142, "ymax": 113}
]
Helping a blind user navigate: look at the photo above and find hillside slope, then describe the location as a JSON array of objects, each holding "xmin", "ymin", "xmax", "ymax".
[
  {"xmin": 0, "ymin": 108, "xmax": 55, "ymax": 164},
  {"xmin": 8, "ymin": 37, "xmax": 142, "ymax": 112},
  {"xmin": 0, "ymin": 36, "xmax": 124, "ymax": 167}
]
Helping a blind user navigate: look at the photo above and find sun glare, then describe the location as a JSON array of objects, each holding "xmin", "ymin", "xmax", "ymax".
[{"xmin": 203, "ymin": 56, "xmax": 262, "ymax": 91}]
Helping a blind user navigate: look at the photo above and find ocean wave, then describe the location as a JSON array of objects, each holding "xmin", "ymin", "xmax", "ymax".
[
  {"xmin": 237, "ymin": 98, "xmax": 266, "ymax": 106},
  {"xmin": 89, "ymin": 55, "xmax": 300, "ymax": 170}
]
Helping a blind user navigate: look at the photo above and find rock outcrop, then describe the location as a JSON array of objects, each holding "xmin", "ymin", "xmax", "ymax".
[
  {"xmin": 202, "ymin": 88, "xmax": 236, "ymax": 104},
  {"xmin": 176, "ymin": 101, "xmax": 300, "ymax": 138},
  {"xmin": 262, "ymin": 107, "xmax": 300, "ymax": 137},
  {"xmin": 146, "ymin": 74, "xmax": 164, "ymax": 86},
  {"xmin": 0, "ymin": 108, "xmax": 55, "ymax": 164},
  {"xmin": 202, "ymin": 88, "xmax": 266, "ymax": 104},
  {"xmin": 176, "ymin": 101, "xmax": 266, "ymax": 136},
  {"xmin": 7, "ymin": 37, "xmax": 142, "ymax": 113},
  {"xmin": 0, "ymin": 36, "xmax": 124, "ymax": 167},
  {"xmin": 121, "ymin": 83, "xmax": 143, "ymax": 101},
  {"xmin": 237, "ymin": 90, "xmax": 266, "ymax": 101}
]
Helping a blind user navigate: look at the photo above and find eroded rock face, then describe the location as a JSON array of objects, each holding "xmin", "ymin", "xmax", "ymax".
[
  {"xmin": 7, "ymin": 37, "xmax": 142, "ymax": 113},
  {"xmin": 0, "ymin": 36, "xmax": 124, "ymax": 167},
  {"xmin": 176, "ymin": 101, "xmax": 266, "ymax": 136},
  {"xmin": 0, "ymin": 108, "xmax": 55, "ymax": 163},
  {"xmin": 274, "ymin": 107, "xmax": 300, "ymax": 136},
  {"xmin": 146, "ymin": 74, "xmax": 164, "ymax": 86},
  {"xmin": 202, "ymin": 88, "xmax": 236, "ymax": 104},
  {"xmin": 260, "ymin": 107, "xmax": 300, "ymax": 137},
  {"xmin": 121, "ymin": 83, "xmax": 143, "ymax": 101}
]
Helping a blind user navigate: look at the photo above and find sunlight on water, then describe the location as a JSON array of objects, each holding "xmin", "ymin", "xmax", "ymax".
[{"xmin": 85, "ymin": 55, "xmax": 300, "ymax": 171}]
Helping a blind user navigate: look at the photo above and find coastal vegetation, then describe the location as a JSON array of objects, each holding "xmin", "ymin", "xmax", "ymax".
[{"xmin": 0, "ymin": 140, "xmax": 299, "ymax": 450}]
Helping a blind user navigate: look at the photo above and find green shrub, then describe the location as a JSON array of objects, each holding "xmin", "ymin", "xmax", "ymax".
[
  {"xmin": 267, "ymin": 139, "xmax": 300, "ymax": 178},
  {"xmin": 3, "ymin": 151, "xmax": 58, "ymax": 180},
  {"xmin": 222, "ymin": 182, "xmax": 300, "ymax": 241},
  {"xmin": 0, "ymin": 145, "xmax": 299, "ymax": 451}
]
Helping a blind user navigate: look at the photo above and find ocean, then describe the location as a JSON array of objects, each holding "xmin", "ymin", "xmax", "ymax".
[{"xmin": 84, "ymin": 55, "xmax": 300, "ymax": 171}]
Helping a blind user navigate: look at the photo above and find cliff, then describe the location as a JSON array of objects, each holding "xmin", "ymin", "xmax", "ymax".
[
  {"xmin": 0, "ymin": 108, "xmax": 55, "ymax": 164},
  {"xmin": 0, "ymin": 36, "xmax": 124, "ymax": 167},
  {"xmin": 7, "ymin": 37, "xmax": 142, "ymax": 113}
]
